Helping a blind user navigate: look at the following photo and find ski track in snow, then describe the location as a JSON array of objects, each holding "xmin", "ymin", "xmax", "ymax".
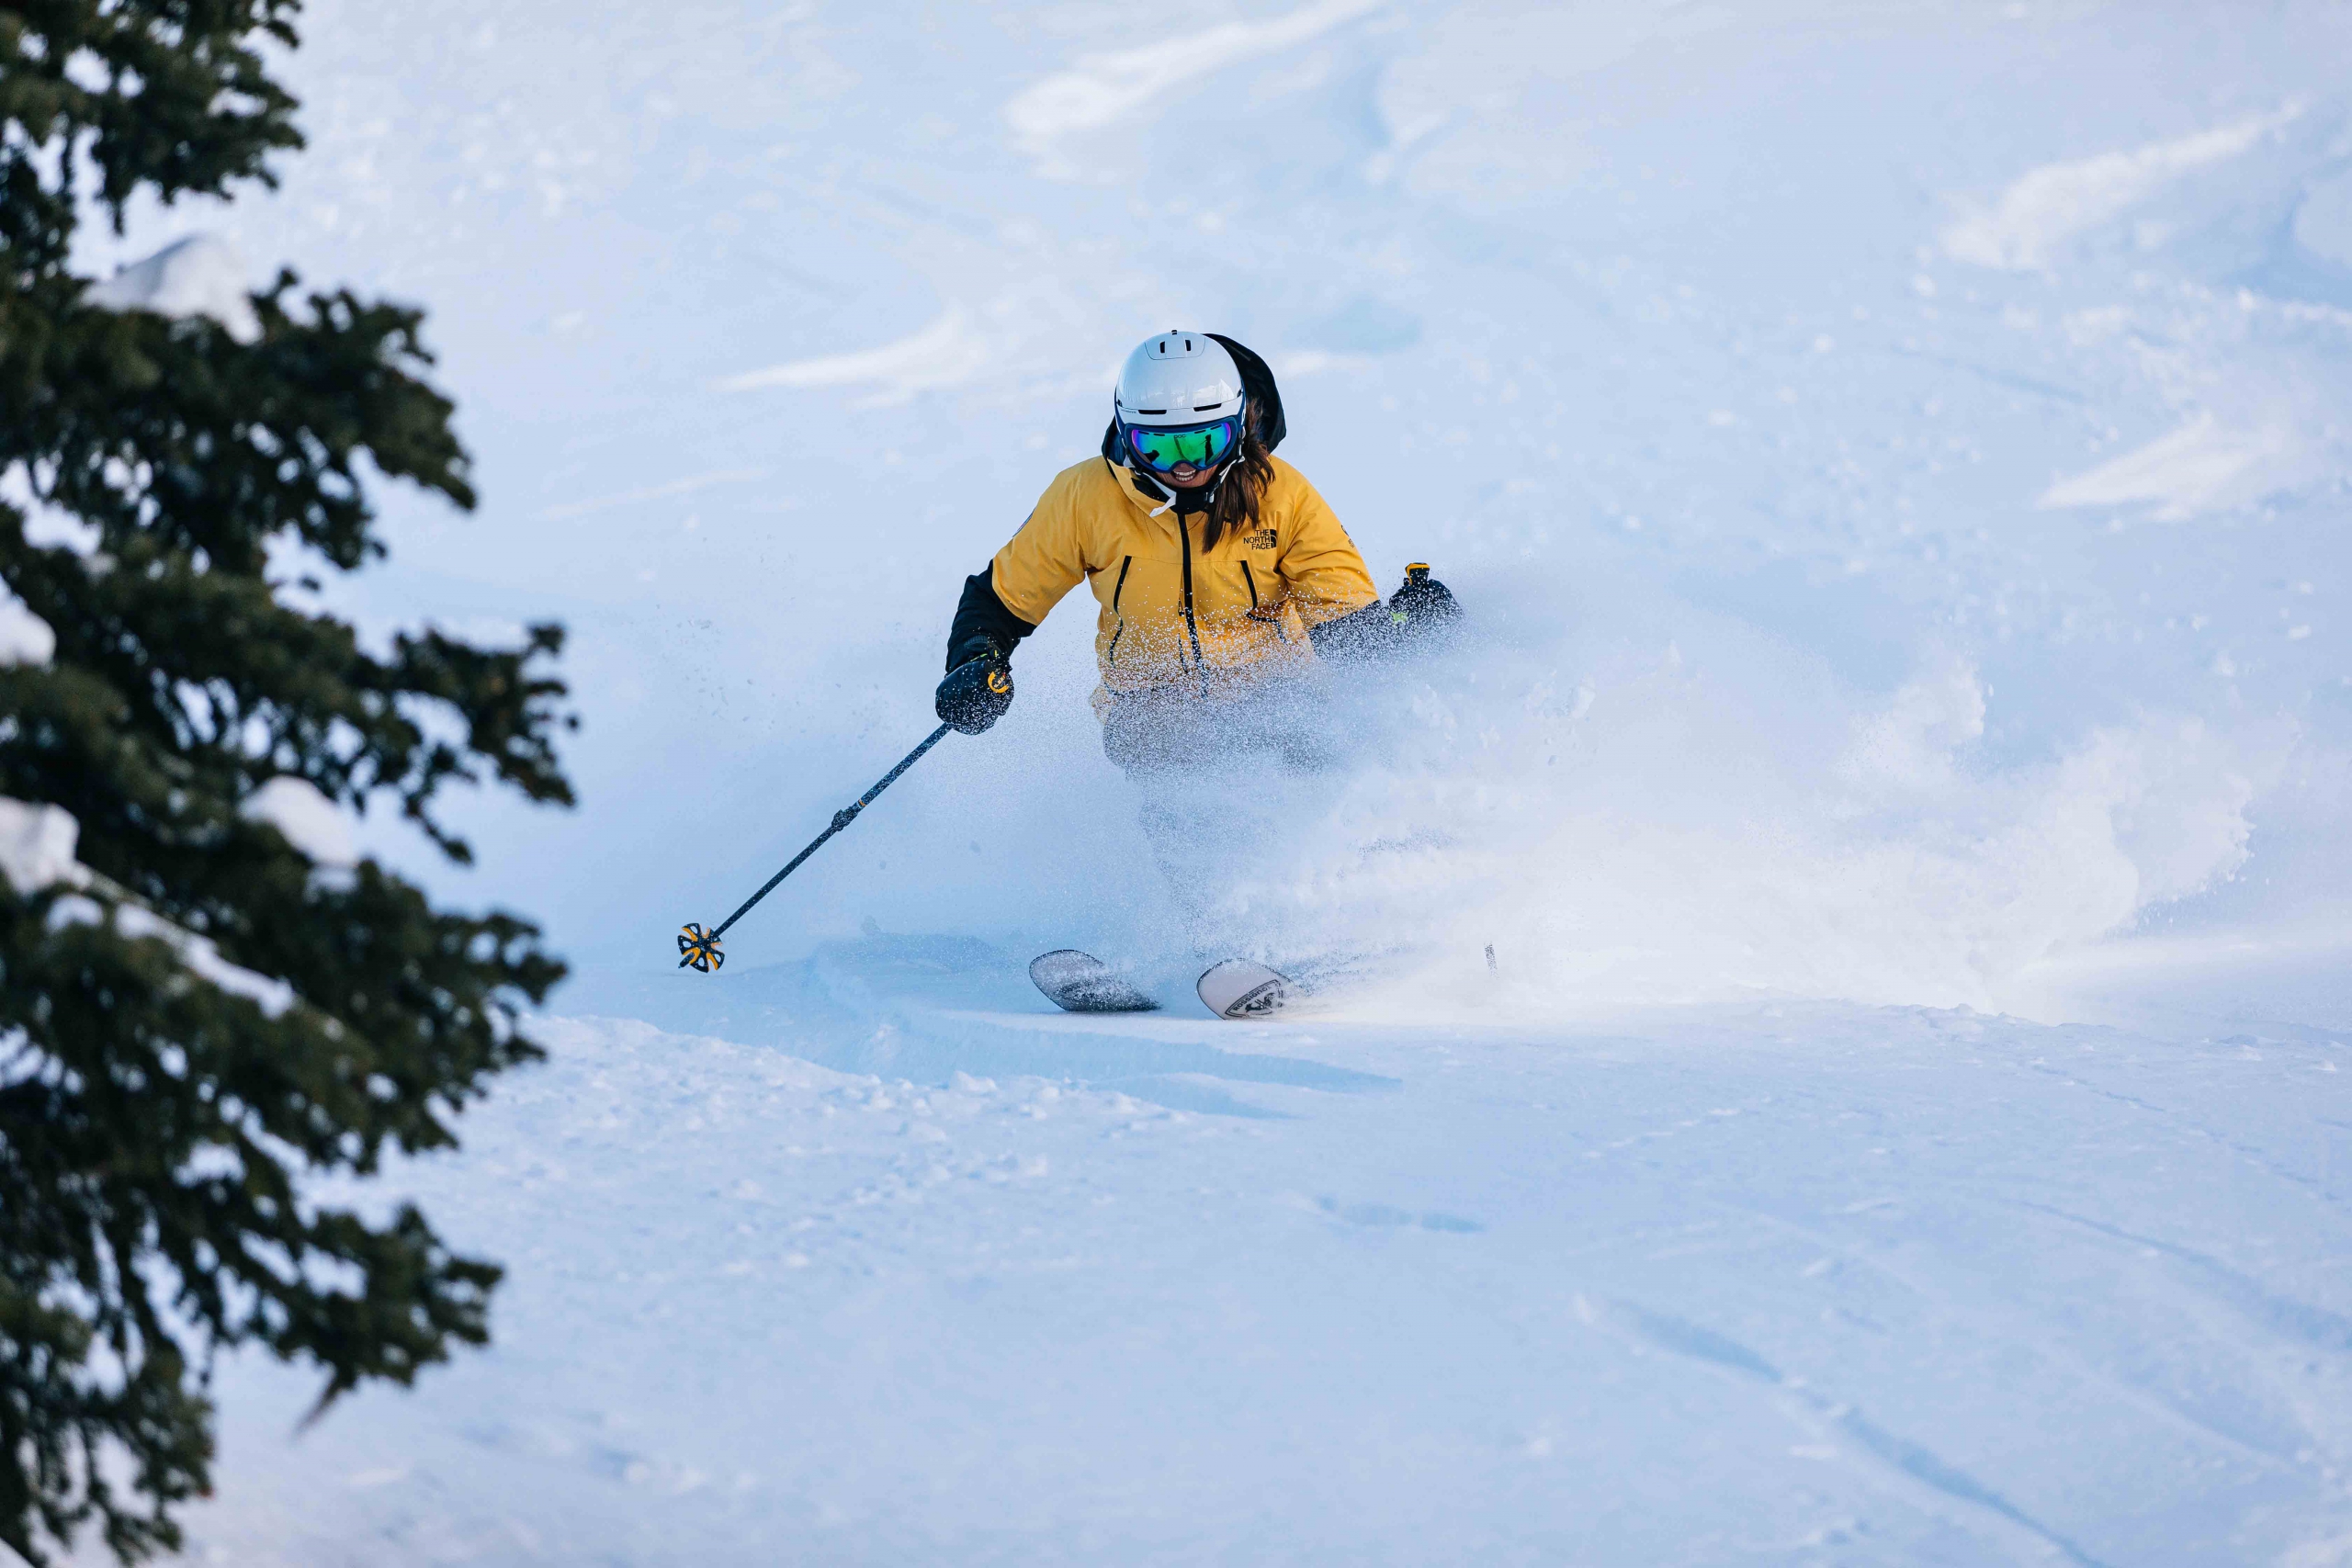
[
  {"xmin": 2037, "ymin": 412, "xmax": 2294, "ymax": 522},
  {"xmin": 717, "ymin": 303, "xmax": 993, "ymax": 402},
  {"xmin": 1003, "ymin": 0, "xmax": 1384, "ymax": 157},
  {"xmin": 1940, "ymin": 104, "xmax": 2305, "ymax": 273},
  {"xmin": 51, "ymin": 0, "xmax": 2352, "ymax": 1561}
]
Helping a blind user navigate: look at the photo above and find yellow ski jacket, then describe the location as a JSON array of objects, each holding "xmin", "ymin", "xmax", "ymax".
[{"xmin": 989, "ymin": 455, "xmax": 1379, "ymax": 697}]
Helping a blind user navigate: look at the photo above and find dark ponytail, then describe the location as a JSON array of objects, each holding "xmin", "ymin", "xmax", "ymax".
[{"xmin": 1202, "ymin": 417, "xmax": 1274, "ymax": 555}]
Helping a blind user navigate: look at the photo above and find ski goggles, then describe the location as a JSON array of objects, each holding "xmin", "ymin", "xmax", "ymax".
[{"xmin": 1123, "ymin": 412, "xmax": 1242, "ymax": 475}]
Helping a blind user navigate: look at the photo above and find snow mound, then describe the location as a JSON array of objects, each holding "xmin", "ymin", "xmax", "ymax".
[
  {"xmin": 0, "ymin": 595, "xmax": 55, "ymax": 666},
  {"xmin": 85, "ymin": 234, "xmax": 262, "ymax": 344},
  {"xmin": 241, "ymin": 778, "xmax": 358, "ymax": 868},
  {"xmin": 0, "ymin": 799, "xmax": 79, "ymax": 893}
]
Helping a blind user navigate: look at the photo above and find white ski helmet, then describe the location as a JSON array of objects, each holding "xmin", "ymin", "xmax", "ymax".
[{"xmin": 1114, "ymin": 331, "xmax": 1245, "ymax": 428}]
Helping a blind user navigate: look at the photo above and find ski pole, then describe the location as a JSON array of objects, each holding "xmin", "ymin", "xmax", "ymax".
[{"xmin": 676, "ymin": 723, "xmax": 953, "ymax": 972}]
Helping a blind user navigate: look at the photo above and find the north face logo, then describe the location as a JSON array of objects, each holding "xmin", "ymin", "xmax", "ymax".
[{"xmin": 1245, "ymin": 529, "xmax": 1276, "ymax": 550}]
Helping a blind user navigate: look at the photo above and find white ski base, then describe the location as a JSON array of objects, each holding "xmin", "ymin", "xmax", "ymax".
[
  {"xmin": 1197, "ymin": 958, "xmax": 1290, "ymax": 1020},
  {"xmin": 1028, "ymin": 949, "xmax": 1159, "ymax": 1013}
]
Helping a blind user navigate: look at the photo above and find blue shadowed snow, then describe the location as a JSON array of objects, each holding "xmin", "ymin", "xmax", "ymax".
[{"xmin": 62, "ymin": 0, "xmax": 2352, "ymax": 1562}]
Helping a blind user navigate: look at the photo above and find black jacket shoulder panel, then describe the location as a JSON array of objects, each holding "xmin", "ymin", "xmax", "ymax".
[{"xmin": 947, "ymin": 566, "xmax": 1036, "ymax": 670}]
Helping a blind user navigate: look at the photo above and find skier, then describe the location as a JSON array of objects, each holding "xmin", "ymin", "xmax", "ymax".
[{"xmin": 932, "ymin": 330, "xmax": 1457, "ymax": 771}]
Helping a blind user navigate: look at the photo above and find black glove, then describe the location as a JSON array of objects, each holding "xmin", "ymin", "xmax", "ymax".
[
  {"xmin": 935, "ymin": 635, "xmax": 1013, "ymax": 734},
  {"xmin": 1308, "ymin": 564, "xmax": 1462, "ymax": 661},
  {"xmin": 1386, "ymin": 563, "xmax": 1460, "ymax": 640}
]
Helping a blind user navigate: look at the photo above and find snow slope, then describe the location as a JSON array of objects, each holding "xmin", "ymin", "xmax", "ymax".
[
  {"xmin": 50, "ymin": 0, "xmax": 2352, "ymax": 1562},
  {"xmin": 175, "ymin": 996, "xmax": 2352, "ymax": 1566}
]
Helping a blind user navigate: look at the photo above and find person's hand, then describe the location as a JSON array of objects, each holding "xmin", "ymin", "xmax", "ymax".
[
  {"xmin": 1307, "ymin": 566, "xmax": 1463, "ymax": 662},
  {"xmin": 1386, "ymin": 563, "xmax": 1460, "ymax": 639},
  {"xmin": 936, "ymin": 637, "xmax": 1014, "ymax": 734}
]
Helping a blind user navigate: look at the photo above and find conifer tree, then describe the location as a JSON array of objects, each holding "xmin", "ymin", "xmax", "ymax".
[{"xmin": 0, "ymin": 4, "xmax": 573, "ymax": 1561}]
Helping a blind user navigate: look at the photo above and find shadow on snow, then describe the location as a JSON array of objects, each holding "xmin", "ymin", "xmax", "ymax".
[{"xmin": 570, "ymin": 932, "xmax": 1400, "ymax": 1117}]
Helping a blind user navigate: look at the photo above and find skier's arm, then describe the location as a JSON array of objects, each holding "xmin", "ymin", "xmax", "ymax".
[
  {"xmin": 942, "ymin": 479, "xmax": 1088, "ymax": 671},
  {"xmin": 983, "ymin": 484, "xmax": 1093, "ymax": 642},
  {"xmin": 1274, "ymin": 478, "xmax": 1379, "ymax": 631},
  {"xmin": 937, "ymin": 479, "xmax": 1093, "ymax": 735},
  {"xmin": 1269, "ymin": 474, "xmax": 1464, "ymax": 661}
]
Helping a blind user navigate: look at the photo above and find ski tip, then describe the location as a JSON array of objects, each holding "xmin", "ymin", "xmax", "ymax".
[
  {"xmin": 1197, "ymin": 958, "xmax": 1289, "ymax": 1021},
  {"xmin": 1029, "ymin": 949, "xmax": 1159, "ymax": 1013}
]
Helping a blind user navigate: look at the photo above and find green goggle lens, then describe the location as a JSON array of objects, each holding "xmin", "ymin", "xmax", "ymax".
[{"xmin": 1125, "ymin": 416, "xmax": 1239, "ymax": 474}]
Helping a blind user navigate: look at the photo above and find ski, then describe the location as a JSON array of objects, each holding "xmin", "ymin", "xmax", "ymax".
[
  {"xmin": 1029, "ymin": 950, "xmax": 1159, "ymax": 1013},
  {"xmin": 1030, "ymin": 950, "xmax": 1294, "ymax": 1020},
  {"xmin": 1197, "ymin": 958, "xmax": 1290, "ymax": 1021}
]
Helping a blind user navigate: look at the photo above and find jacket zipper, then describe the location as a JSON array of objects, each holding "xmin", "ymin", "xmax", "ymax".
[
  {"xmin": 1107, "ymin": 555, "xmax": 1132, "ymax": 665},
  {"xmin": 1240, "ymin": 558, "xmax": 1259, "ymax": 610},
  {"xmin": 1177, "ymin": 519, "xmax": 1206, "ymax": 682}
]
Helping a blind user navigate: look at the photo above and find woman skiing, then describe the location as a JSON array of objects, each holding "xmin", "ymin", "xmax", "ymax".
[{"xmin": 933, "ymin": 330, "xmax": 1455, "ymax": 771}]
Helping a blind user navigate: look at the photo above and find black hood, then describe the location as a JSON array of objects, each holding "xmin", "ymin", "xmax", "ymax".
[{"xmin": 1100, "ymin": 333, "xmax": 1287, "ymax": 465}]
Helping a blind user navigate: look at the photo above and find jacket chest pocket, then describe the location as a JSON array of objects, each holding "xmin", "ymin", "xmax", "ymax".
[
  {"xmin": 1097, "ymin": 549, "xmax": 1184, "ymax": 667},
  {"xmin": 1237, "ymin": 558, "xmax": 1287, "ymax": 625},
  {"xmin": 1194, "ymin": 549, "xmax": 1275, "ymax": 625}
]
